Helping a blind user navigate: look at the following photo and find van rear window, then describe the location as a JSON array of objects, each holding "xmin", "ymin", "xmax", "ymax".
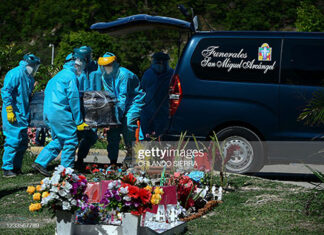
[
  {"xmin": 191, "ymin": 38, "xmax": 281, "ymax": 83},
  {"xmin": 281, "ymin": 39, "xmax": 324, "ymax": 87}
]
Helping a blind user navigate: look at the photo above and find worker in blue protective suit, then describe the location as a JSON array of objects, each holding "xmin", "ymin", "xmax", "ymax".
[
  {"xmin": 1, "ymin": 53, "xmax": 41, "ymax": 177},
  {"xmin": 32, "ymin": 53, "xmax": 89, "ymax": 176},
  {"xmin": 73, "ymin": 46, "xmax": 103, "ymax": 170},
  {"xmin": 75, "ymin": 46, "xmax": 101, "ymax": 91},
  {"xmin": 98, "ymin": 52, "xmax": 145, "ymax": 167},
  {"xmin": 140, "ymin": 52, "xmax": 174, "ymax": 139}
]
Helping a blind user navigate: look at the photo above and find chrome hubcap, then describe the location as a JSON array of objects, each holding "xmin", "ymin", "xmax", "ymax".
[{"xmin": 222, "ymin": 136, "xmax": 253, "ymax": 172}]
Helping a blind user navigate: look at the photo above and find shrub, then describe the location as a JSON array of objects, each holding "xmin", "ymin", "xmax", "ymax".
[{"xmin": 296, "ymin": 1, "xmax": 324, "ymax": 32}]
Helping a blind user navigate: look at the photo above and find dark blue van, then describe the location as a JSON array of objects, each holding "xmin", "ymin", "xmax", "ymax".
[
  {"xmin": 92, "ymin": 15, "xmax": 324, "ymax": 173},
  {"xmin": 167, "ymin": 31, "xmax": 324, "ymax": 172}
]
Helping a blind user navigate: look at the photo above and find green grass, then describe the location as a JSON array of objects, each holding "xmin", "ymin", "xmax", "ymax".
[
  {"xmin": 185, "ymin": 175, "xmax": 324, "ymax": 234},
  {"xmin": 92, "ymin": 139, "xmax": 107, "ymax": 149},
  {"xmin": 0, "ymin": 153, "xmax": 324, "ymax": 234},
  {"xmin": 0, "ymin": 151, "xmax": 59, "ymax": 234},
  {"xmin": 89, "ymin": 138, "xmax": 125, "ymax": 150}
]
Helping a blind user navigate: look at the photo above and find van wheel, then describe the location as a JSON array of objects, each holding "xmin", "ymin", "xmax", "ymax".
[{"xmin": 215, "ymin": 126, "xmax": 264, "ymax": 173}]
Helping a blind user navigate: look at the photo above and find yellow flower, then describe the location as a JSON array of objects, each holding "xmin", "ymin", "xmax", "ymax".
[
  {"xmin": 42, "ymin": 191, "xmax": 50, "ymax": 198},
  {"xmin": 154, "ymin": 193, "xmax": 162, "ymax": 200},
  {"xmin": 26, "ymin": 186, "xmax": 36, "ymax": 195},
  {"xmin": 29, "ymin": 203, "xmax": 35, "ymax": 212},
  {"xmin": 151, "ymin": 198, "xmax": 158, "ymax": 205},
  {"xmin": 144, "ymin": 185, "xmax": 152, "ymax": 192},
  {"xmin": 40, "ymin": 180, "xmax": 43, "ymax": 185},
  {"xmin": 36, "ymin": 185, "xmax": 42, "ymax": 192},
  {"xmin": 29, "ymin": 203, "xmax": 42, "ymax": 212},
  {"xmin": 151, "ymin": 194, "xmax": 162, "ymax": 205},
  {"xmin": 34, "ymin": 203, "xmax": 42, "ymax": 211},
  {"xmin": 154, "ymin": 187, "xmax": 164, "ymax": 195},
  {"xmin": 33, "ymin": 193, "xmax": 41, "ymax": 201}
]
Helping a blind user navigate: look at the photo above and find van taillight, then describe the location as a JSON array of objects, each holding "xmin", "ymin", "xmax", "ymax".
[{"xmin": 169, "ymin": 74, "xmax": 182, "ymax": 116}]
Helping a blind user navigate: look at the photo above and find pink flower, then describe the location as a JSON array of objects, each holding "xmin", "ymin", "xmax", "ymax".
[{"xmin": 174, "ymin": 172, "xmax": 181, "ymax": 178}]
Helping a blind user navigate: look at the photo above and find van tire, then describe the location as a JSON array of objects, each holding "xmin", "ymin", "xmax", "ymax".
[{"xmin": 215, "ymin": 126, "xmax": 264, "ymax": 173}]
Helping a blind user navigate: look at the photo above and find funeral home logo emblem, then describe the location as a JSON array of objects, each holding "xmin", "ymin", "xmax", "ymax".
[{"xmin": 258, "ymin": 43, "xmax": 272, "ymax": 61}]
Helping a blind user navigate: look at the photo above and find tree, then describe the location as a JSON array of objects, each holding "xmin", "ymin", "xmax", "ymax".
[{"xmin": 296, "ymin": 1, "xmax": 324, "ymax": 32}]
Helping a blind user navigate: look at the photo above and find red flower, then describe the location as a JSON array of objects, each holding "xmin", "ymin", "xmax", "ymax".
[
  {"xmin": 167, "ymin": 174, "xmax": 197, "ymax": 208},
  {"xmin": 127, "ymin": 185, "xmax": 140, "ymax": 199},
  {"xmin": 138, "ymin": 188, "xmax": 151, "ymax": 204},
  {"xmin": 186, "ymin": 198, "xmax": 195, "ymax": 209},
  {"xmin": 122, "ymin": 173, "xmax": 137, "ymax": 185},
  {"xmin": 107, "ymin": 171, "xmax": 111, "ymax": 174},
  {"xmin": 92, "ymin": 169, "xmax": 100, "ymax": 173},
  {"xmin": 179, "ymin": 176, "xmax": 190, "ymax": 185},
  {"xmin": 92, "ymin": 164, "xmax": 98, "ymax": 168},
  {"xmin": 78, "ymin": 175, "xmax": 86, "ymax": 182},
  {"xmin": 131, "ymin": 206, "xmax": 146, "ymax": 216},
  {"xmin": 85, "ymin": 166, "xmax": 90, "ymax": 170},
  {"xmin": 104, "ymin": 164, "xmax": 109, "ymax": 169},
  {"xmin": 61, "ymin": 169, "xmax": 66, "ymax": 177}
]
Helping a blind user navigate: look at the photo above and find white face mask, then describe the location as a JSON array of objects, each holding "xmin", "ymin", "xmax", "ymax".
[
  {"xmin": 26, "ymin": 65, "xmax": 33, "ymax": 75},
  {"xmin": 100, "ymin": 64, "xmax": 114, "ymax": 76},
  {"xmin": 104, "ymin": 65, "xmax": 113, "ymax": 75},
  {"xmin": 75, "ymin": 58, "xmax": 86, "ymax": 76},
  {"xmin": 26, "ymin": 64, "xmax": 40, "ymax": 77}
]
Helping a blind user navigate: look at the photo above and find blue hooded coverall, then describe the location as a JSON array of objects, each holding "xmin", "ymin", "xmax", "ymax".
[
  {"xmin": 34, "ymin": 61, "xmax": 83, "ymax": 168},
  {"xmin": 76, "ymin": 61, "xmax": 103, "ymax": 163},
  {"xmin": 102, "ymin": 65, "xmax": 145, "ymax": 163},
  {"xmin": 1, "ymin": 61, "xmax": 35, "ymax": 170},
  {"xmin": 89, "ymin": 66, "xmax": 103, "ymax": 91},
  {"xmin": 77, "ymin": 60, "xmax": 100, "ymax": 91},
  {"xmin": 140, "ymin": 66, "xmax": 174, "ymax": 138}
]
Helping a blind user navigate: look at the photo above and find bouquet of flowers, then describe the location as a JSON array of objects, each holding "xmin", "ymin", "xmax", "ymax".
[
  {"xmin": 75, "ymin": 173, "xmax": 163, "ymax": 225},
  {"xmin": 100, "ymin": 173, "xmax": 162, "ymax": 216},
  {"xmin": 167, "ymin": 172, "xmax": 197, "ymax": 209},
  {"xmin": 27, "ymin": 165, "xmax": 88, "ymax": 213},
  {"xmin": 85, "ymin": 164, "xmax": 123, "ymax": 181},
  {"xmin": 27, "ymin": 127, "xmax": 36, "ymax": 145}
]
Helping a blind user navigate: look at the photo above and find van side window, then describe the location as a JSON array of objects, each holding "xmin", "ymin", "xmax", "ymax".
[
  {"xmin": 281, "ymin": 39, "xmax": 324, "ymax": 86},
  {"xmin": 191, "ymin": 38, "xmax": 281, "ymax": 83}
]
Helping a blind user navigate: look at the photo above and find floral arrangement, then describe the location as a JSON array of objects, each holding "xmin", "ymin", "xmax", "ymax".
[
  {"xmin": 75, "ymin": 172, "xmax": 163, "ymax": 225},
  {"xmin": 165, "ymin": 170, "xmax": 222, "ymax": 220},
  {"xmin": 101, "ymin": 173, "xmax": 163, "ymax": 216},
  {"xmin": 27, "ymin": 127, "xmax": 51, "ymax": 146},
  {"xmin": 167, "ymin": 172, "xmax": 197, "ymax": 209},
  {"xmin": 27, "ymin": 165, "xmax": 88, "ymax": 213},
  {"xmin": 27, "ymin": 127, "xmax": 36, "ymax": 145},
  {"xmin": 85, "ymin": 164, "xmax": 123, "ymax": 181}
]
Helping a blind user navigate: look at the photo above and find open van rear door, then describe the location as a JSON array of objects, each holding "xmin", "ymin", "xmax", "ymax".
[{"xmin": 90, "ymin": 14, "xmax": 192, "ymax": 36}]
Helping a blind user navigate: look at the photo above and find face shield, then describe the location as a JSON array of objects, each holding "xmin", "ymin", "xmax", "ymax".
[
  {"xmin": 74, "ymin": 58, "xmax": 86, "ymax": 76},
  {"xmin": 26, "ymin": 64, "xmax": 40, "ymax": 77},
  {"xmin": 100, "ymin": 64, "xmax": 114, "ymax": 75},
  {"xmin": 100, "ymin": 60, "xmax": 119, "ymax": 77}
]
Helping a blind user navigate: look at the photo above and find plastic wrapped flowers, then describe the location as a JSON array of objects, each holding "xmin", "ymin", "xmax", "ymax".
[
  {"xmin": 101, "ymin": 173, "xmax": 164, "ymax": 216},
  {"xmin": 75, "ymin": 173, "xmax": 164, "ymax": 225},
  {"xmin": 27, "ymin": 165, "xmax": 88, "ymax": 213}
]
